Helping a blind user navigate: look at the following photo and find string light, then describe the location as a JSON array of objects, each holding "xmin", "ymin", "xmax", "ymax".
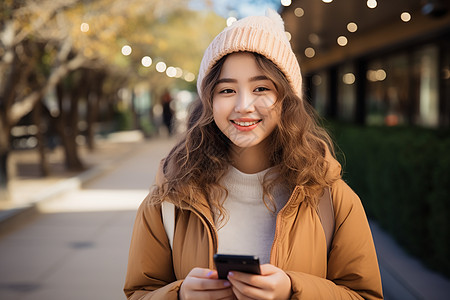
[
  {"xmin": 166, "ymin": 66, "xmax": 177, "ymax": 78},
  {"xmin": 367, "ymin": 0, "xmax": 377, "ymax": 9},
  {"xmin": 347, "ymin": 22, "xmax": 358, "ymax": 33},
  {"xmin": 285, "ymin": 32, "xmax": 292, "ymax": 41},
  {"xmin": 156, "ymin": 62, "xmax": 167, "ymax": 73},
  {"xmin": 294, "ymin": 8, "xmax": 304, "ymax": 17},
  {"xmin": 305, "ymin": 47, "xmax": 315, "ymax": 58},
  {"xmin": 343, "ymin": 73, "xmax": 356, "ymax": 85},
  {"xmin": 141, "ymin": 56, "xmax": 152, "ymax": 67},
  {"xmin": 121, "ymin": 45, "xmax": 132, "ymax": 56},
  {"xmin": 337, "ymin": 36, "xmax": 348, "ymax": 46},
  {"xmin": 401, "ymin": 12, "xmax": 411, "ymax": 22},
  {"xmin": 80, "ymin": 23, "xmax": 89, "ymax": 33},
  {"xmin": 184, "ymin": 72, "xmax": 195, "ymax": 82},
  {"xmin": 226, "ymin": 17, "xmax": 237, "ymax": 27}
]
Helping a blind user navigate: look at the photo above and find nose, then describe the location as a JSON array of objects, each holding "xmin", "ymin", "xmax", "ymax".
[{"xmin": 234, "ymin": 91, "xmax": 255, "ymax": 113}]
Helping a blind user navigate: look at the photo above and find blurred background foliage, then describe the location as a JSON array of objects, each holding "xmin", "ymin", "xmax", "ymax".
[
  {"xmin": 0, "ymin": 0, "xmax": 225, "ymax": 187},
  {"xmin": 328, "ymin": 123, "xmax": 450, "ymax": 277}
]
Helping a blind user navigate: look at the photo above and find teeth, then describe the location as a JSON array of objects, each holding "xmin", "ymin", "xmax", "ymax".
[{"xmin": 234, "ymin": 120, "xmax": 259, "ymax": 126}]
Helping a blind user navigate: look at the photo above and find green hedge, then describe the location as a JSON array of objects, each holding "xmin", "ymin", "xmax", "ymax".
[{"xmin": 328, "ymin": 123, "xmax": 450, "ymax": 278}]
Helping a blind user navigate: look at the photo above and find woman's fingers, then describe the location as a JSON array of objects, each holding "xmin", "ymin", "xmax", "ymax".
[
  {"xmin": 226, "ymin": 264, "xmax": 291, "ymax": 300},
  {"xmin": 180, "ymin": 267, "xmax": 234, "ymax": 300},
  {"xmin": 185, "ymin": 275, "xmax": 231, "ymax": 291},
  {"xmin": 182, "ymin": 287, "xmax": 234, "ymax": 300}
]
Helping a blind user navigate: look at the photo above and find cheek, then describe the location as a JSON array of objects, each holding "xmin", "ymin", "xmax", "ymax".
[
  {"xmin": 255, "ymin": 96, "xmax": 278, "ymax": 117},
  {"xmin": 263, "ymin": 102, "xmax": 282, "ymax": 125},
  {"xmin": 256, "ymin": 94, "xmax": 277, "ymax": 107},
  {"xmin": 212, "ymin": 99, "xmax": 229, "ymax": 127},
  {"xmin": 213, "ymin": 98, "xmax": 232, "ymax": 117}
]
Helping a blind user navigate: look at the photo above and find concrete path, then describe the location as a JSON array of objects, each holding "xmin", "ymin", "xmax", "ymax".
[{"xmin": 0, "ymin": 136, "xmax": 175, "ymax": 300}]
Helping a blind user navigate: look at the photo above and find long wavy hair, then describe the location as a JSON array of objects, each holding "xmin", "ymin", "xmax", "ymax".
[{"xmin": 152, "ymin": 52, "xmax": 339, "ymax": 225}]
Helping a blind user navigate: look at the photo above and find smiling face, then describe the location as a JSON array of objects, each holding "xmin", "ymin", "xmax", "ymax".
[{"xmin": 212, "ymin": 52, "xmax": 281, "ymax": 150}]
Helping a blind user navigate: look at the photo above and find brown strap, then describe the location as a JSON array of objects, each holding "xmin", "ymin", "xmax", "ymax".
[{"xmin": 318, "ymin": 187, "xmax": 335, "ymax": 256}]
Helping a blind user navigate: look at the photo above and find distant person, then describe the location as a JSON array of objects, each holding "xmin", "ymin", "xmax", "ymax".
[
  {"xmin": 124, "ymin": 9, "xmax": 383, "ymax": 299},
  {"xmin": 161, "ymin": 89, "xmax": 174, "ymax": 136}
]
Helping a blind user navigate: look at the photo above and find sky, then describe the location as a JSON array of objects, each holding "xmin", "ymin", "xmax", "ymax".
[{"xmin": 189, "ymin": 0, "xmax": 281, "ymax": 18}]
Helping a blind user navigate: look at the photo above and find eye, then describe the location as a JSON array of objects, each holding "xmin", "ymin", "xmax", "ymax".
[
  {"xmin": 219, "ymin": 88, "xmax": 235, "ymax": 94},
  {"xmin": 254, "ymin": 87, "xmax": 270, "ymax": 92}
]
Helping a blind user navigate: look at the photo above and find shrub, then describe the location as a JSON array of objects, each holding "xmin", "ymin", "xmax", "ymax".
[{"xmin": 328, "ymin": 123, "xmax": 450, "ymax": 278}]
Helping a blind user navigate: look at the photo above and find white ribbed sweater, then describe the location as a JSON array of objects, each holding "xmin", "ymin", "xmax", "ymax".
[{"xmin": 217, "ymin": 167, "xmax": 289, "ymax": 264}]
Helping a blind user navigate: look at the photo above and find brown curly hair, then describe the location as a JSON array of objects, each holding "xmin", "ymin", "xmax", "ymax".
[{"xmin": 152, "ymin": 52, "xmax": 339, "ymax": 225}]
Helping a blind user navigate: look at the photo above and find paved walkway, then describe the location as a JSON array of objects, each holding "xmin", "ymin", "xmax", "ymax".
[{"xmin": 0, "ymin": 131, "xmax": 449, "ymax": 299}]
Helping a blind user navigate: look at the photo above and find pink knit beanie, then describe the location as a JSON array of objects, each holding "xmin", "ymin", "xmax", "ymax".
[{"xmin": 197, "ymin": 8, "xmax": 302, "ymax": 100}]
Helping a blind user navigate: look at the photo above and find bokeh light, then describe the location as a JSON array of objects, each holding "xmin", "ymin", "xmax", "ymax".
[
  {"xmin": 401, "ymin": 12, "xmax": 411, "ymax": 22},
  {"xmin": 184, "ymin": 72, "xmax": 195, "ymax": 82},
  {"xmin": 343, "ymin": 73, "xmax": 356, "ymax": 85},
  {"xmin": 337, "ymin": 36, "xmax": 348, "ymax": 46},
  {"xmin": 175, "ymin": 67, "xmax": 183, "ymax": 78},
  {"xmin": 156, "ymin": 62, "xmax": 167, "ymax": 73},
  {"xmin": 367, "ymin": 0, "xmax": 377, "ymax": 9},
  {"xmin": 166, "ymin": 66, "xmax": 177, "ymax": 78},
  {"xmin": 294, "ymin": 8, "xmax": 304, "ymax": 17},
  {"xmin": 141, "ymin": 56, "xmax": 152, "ymax": 67},
  {"xmin": 285, "ymin": 31, "xmax": 291, "ymax": 41},
  {"xmin": 305, "ymin": 47, "xmax": 315, "ymax": 58},
  {"xmin": 80, "ymin": 23, "xmax": 89, "ymax": 33},
  {"xmin": 347, "ymin": 22, "xmax": 358, "ymax": 33},
  {"xmin": 121, "ymin": 45, "xmax": 132, "ymax": 56},
  {"xmin": 226, "ymin": 17, "xmax": 237, "ymax": 27}
]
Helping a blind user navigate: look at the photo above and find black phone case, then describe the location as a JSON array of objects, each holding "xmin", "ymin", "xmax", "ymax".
[{"xmin": 213, "ymin": 254, "xmax": 261, "ymax": 279}]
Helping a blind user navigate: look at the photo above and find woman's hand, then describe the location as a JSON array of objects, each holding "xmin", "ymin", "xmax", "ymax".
[
  {"xmin": 180, "ymin": 267, "xmax": 234, "ymax": 300},
  {"xmin": 227, "ymin": 264, "xmax": 292, "ymax": 300}
]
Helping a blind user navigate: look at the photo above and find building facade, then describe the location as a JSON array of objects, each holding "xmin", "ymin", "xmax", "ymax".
[{"xmin": 281, "ymin": 0, "xmax": 450, "ymax": 128}]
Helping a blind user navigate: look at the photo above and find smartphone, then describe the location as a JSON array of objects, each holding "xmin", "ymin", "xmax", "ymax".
[{"xmin": 213, "ymin": 254, "xmax": 261, "ymax": 279}]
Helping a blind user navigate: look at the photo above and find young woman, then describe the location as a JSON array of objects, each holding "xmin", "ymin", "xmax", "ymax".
[{"xmin": 124, "ymin": 9, "xmax": 383, "ymax": 300}]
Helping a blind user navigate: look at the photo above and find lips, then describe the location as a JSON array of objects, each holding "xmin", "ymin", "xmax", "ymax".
[
  {"xmin": 231, "ymin": 120, "xmax": 260, "ymax": 126},
  {"xmin": 230, "ymin": 119, "xmax": 262, "ymax": 131}
]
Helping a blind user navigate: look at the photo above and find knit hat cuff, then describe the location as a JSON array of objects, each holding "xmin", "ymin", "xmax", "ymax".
[{"xmin": 197, "ymin": 10, "xmax": 302, "ymax": 100}]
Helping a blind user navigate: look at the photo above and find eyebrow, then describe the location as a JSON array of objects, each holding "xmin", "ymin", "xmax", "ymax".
[{"xmin": 216, "ymin": 75, "xmax": 270, "ymax": 84}]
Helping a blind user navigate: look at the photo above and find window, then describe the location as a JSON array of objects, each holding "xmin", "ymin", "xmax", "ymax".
[
  {"xmin": 366, "ymin": 54, "xmax": 409, "ymax": 126},
  {"xmin": 311, "ymin": 71, "xmax": 329, "ymax": 117},
  {"xmin": 337, "ymin": 63, "xmax": 356, "ymax": 122},
  {"xmin": 412, "ymin": 45, "xmax": 439, "ymax": 128}
]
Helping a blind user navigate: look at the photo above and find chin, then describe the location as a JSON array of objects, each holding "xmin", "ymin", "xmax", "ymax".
[{"xmin": 229, "ymin": 137, "xmax": 263, "ymax": 149}]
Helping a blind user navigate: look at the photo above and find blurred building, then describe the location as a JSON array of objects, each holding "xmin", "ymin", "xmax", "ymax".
[{"xmin": 281, "ymin": 0, "xmax": 450, "ymax": 128}]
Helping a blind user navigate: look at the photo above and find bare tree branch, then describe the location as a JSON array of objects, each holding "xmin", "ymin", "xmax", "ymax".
[{"xmin": 10, "ymin": 53, "xmax": 86, "ymax": 124}]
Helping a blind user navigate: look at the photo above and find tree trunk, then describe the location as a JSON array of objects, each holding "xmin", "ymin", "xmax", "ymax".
[
  {"xmin": 0, "ymin": 52, "xmax": 21, "ymax": 190},
  {"xmin": 86, "ymin": 93, "xmax": 97, "ymax": 151},
  {"xmin": 0, "ymin": 121, "xmax": 10, "ymax": 192},
  {"xmin": 0, "ymin": 150, "xmax": 9, "ymax": 200},
  {"xmin": 55, "ymin": 81, "xmax": 84, "ymax": 171},
  {"xmin": 86, "ymin": 71, "xmax": 104, "ymax": 150},
  {"xmin": 67, "ymin": 91, "xmax": 83, "ymax": 170},
  {"xmin": 32, "ymin": 100, "xmax": 50, "ymax": 176}
]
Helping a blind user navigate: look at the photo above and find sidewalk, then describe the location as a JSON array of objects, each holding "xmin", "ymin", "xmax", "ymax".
[
  {"xmin": 0, "ymin": 131, "xmax": 449, "ymax": 299},
  {"xmin": 0, "ymin": 130, "xmax": 147, "ymax": 235},
  {"xmin": 0, "ymin": 131, "xmax": 175, "ymax": 299}
]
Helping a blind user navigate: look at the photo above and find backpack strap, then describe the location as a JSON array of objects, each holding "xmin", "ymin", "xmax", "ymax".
[
  {"xmin": 156, "ymin": 159, "xmax": 175, "ymax": 250},
  {"xmin": 318, "ymin": 187, "xmax": 335, "ymax": 256},
  {"xmin": 161, "ymin": 201, "xmax": 175, "ymax": 249}
]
